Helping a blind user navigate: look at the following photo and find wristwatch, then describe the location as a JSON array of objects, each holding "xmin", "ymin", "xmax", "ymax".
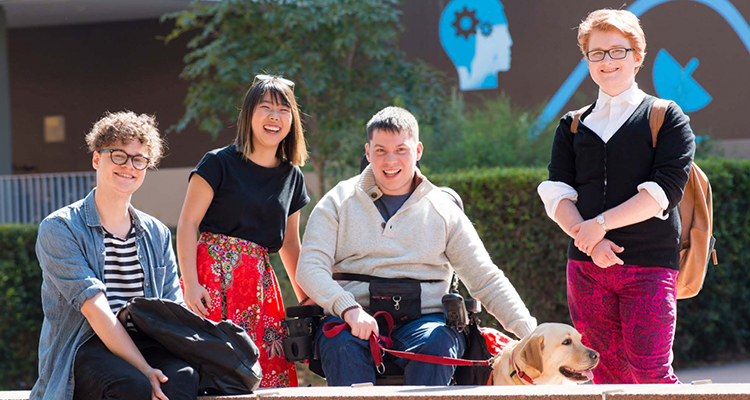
[{"xmin": 595, "ymin": 214, "xmax": 609, "ymax": 232}]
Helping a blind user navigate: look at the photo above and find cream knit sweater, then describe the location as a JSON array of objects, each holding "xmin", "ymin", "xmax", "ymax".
[{"xmin": 297, "ymin": 166, "xmax": 537, "ymax": 338}]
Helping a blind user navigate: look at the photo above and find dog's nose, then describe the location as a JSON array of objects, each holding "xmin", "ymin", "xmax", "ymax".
[{"xmin": 589, "ymin": 350, "xmax": 600, "ymax": 360}]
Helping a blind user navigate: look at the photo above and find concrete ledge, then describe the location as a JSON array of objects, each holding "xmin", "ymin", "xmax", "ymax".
[{"xmin": 4, "ymin": 384, "xmax": 750, "ymax": 400}]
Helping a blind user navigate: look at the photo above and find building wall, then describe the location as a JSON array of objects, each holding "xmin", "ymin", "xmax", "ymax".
[
  {"xmin": 399, "ymin": 0, "xmax": 750, "ymax": 143},
  {"xmin": 8, "ymin": 19, "xmax": 236, "ymax": 175},
  {"xmin": 7, "ymin": 0, "xmax": 750, "ymax": 177}
]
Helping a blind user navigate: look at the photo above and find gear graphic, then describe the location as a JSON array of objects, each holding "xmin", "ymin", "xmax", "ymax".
[
  {"xmin": 480, "ymin": 22, "xmax": 493, "ymax": 37},
  {"xmin": 452, "ymin": 7, "xmax": 479, "ymax": 40}
]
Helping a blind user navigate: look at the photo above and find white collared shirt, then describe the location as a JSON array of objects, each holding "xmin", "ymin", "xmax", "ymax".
[
  {"xmin": 538, "ymin": 82, "xmax": 669, "ymax": 222},
  {"xmin": 583, "ymin": 83, "xmax": 645, "ymax": 143}
]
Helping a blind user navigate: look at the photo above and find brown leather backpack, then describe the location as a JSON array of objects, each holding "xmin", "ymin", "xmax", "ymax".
[{"xmin": 571, "ymin": 99, "xmax": 717, "ymax": 299}]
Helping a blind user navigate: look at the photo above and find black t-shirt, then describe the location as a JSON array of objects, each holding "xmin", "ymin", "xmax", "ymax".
[{"xmin": 191, "ymin": 144, "xmax": 310, "ymax": 253}]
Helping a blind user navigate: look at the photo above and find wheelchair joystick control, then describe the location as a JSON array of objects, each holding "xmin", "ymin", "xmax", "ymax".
[
  {"xmin": 442, "ymin": 293, "xmax": 470, "ymax": 332},
  {"xmin": 281, "ymin": 304, "xmax": 324, "ymax": 362}
]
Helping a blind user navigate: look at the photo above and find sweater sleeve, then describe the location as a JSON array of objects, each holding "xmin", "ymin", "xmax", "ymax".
[
  {"xmin": 444, "ymin": 211, "xmax": 537, "ymax": 338},
  {"xmin": 547, "ymin": 113, "xmax": 577, "ymax": 187},
  {"xmin": 296, "ymin": 189, "xmax": 359, "ymax": 317},
  {"xmin": 651, "ymin": 102, "xmax": 696, "ymax": 212}
]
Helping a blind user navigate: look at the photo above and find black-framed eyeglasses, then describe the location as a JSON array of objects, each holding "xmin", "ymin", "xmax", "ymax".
[
  {"xmin": 586, "ymin": 48, "xmax": 634, "ymax": 62},
  {"xmin": 254, "ymin": 74, "xmax": 295, "ymax": 90},
  {"xmin": 98, "ymin": 149, "xmax": 150, "ymax": 170}
]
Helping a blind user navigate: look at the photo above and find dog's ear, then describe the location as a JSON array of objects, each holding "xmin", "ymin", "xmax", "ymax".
[{"xmin": 519, "ymin": 334, "xmax": 545, "ymax": 377}]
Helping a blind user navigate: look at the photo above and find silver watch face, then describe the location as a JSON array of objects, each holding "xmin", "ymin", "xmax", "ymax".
[{"xmin": 597, "ymin": 215, "xmax": 605, "ymax": 224}]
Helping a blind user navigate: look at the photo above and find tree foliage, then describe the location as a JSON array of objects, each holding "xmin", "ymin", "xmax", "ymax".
[
  {"xmin": 163, "ymin": 0, "xmax": 445, "ymax": 194},
  {"xmin": 420, "ymin": 91, "xmax": 556, "ymax": 174}
]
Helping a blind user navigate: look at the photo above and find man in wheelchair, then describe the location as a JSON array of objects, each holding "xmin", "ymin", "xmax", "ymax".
[{"xmin": 296, "ymin": 106, "xmax": 537, "ymax": 386}]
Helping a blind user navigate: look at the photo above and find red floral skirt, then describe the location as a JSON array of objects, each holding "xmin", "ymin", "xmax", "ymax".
[{"xmin": 187, "ymin": 232, "xmax": 298, "ymax": 388}]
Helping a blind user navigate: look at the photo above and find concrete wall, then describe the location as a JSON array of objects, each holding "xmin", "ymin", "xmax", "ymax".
[{"xmin": 130, "ymin": 167, "xmax": 191, "ymax": 227}]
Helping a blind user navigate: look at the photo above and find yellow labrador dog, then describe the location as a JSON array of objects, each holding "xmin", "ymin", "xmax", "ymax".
[{"xmin": 492, "ymin": 323, "xmax": 599, "ymax": 385}]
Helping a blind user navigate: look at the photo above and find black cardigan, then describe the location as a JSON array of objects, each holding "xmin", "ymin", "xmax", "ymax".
[{"xmin": 548, "ymin": 95, "xmax": 695, "ymax": 269}]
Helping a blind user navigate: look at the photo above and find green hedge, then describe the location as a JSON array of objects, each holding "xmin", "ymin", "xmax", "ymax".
[
  {"xmin": 2, "ymin": 158, "xmax": 748, "ymax": 389},
  {"xmin": 0, "ymin": 225, "xmax": 44, "ymax": 390},
  {"xmin": 433, "ymin": 158, "xmax": 750, "ymax": 368}
]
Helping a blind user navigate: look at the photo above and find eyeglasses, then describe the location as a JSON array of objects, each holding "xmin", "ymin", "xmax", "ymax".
[
  {"xmin": 586, "ymin": 48, "xmax": 634, "ymax": 62},
  {"xmin": 254, "ymin": 74, "xmax": 295, "ymax": 90},
  {"xmin": 99, "ymin": 149, "xmax": 150, "ymax": 170}
]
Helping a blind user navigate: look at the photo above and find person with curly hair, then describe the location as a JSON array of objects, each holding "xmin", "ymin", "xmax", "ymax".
[{"xmin": 32, "ymin": 111, "xmax": 198, "ymax": 400}]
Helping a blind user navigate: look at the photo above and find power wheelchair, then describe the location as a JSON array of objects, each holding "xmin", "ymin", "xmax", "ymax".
[{"xmin": 281, "ymin": 156, "xmax": 493, "ymax": 385}]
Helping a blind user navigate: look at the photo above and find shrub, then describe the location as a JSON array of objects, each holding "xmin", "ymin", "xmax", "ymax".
[
  {"xmin": 1, "ymin": 158, "xmax": 748, "ymax": 388},
  {"xmin": 670, "ymin": 158, "xmax": 750, "ymax": 365},
  {"xmin": 432, "ymin": 158, "xmax": 750, "ymax": 368},
  {"xmin": 420, "ymin": 92, "xmax": 556, "ymax": 174},
  {"xmin": 433, "ymin": 167, "xmax": 570, "ymax": 326},
  {"xmin": 0, "ymin": 225, "xmax": 43, "ymax": 390}
]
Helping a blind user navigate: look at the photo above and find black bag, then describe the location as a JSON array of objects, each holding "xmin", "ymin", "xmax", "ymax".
[
  {"xmin": 453, "ymin": 315, "xmax": 493, "ymax": 385},
  {"xmin": 369, "ymin": 278, "xmax": 422, "ymax": 325},
  {"xmin": 117, "ymin": 297, "xmax": 262, "ymax": 395}
]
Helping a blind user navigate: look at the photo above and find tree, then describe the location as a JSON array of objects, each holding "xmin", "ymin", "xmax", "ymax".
[
  {"xmin": 164, "ymin": 0, "xmax": 445, "ymax": 196},
  {"xmin": 420, "ymin": 91, "xmax": 556, "ymax": 174}
]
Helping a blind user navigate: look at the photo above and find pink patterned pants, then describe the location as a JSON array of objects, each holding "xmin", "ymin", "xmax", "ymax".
[{"xmin": 567, "ymin": 260, "xmax": 680, "ymax": 384}]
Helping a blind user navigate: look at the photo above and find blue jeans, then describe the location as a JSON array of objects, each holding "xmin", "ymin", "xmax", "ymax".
[{"xmin": 315, "ymin": 313, "xmax": 466, "ymax": 386}]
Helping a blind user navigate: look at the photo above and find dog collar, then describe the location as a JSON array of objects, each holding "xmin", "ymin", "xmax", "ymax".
[{"xmin": 509, "ymin": 349, "xmax": 535, "ymax": 385}]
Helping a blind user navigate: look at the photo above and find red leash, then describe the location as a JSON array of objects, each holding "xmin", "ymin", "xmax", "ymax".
[{"xmin": 323, "ymin": 311, "xmax": 493, "ymax": 373}]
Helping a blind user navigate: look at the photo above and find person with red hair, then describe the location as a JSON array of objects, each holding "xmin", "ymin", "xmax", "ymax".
[{"xmin": 538, "ymin": 9, "xmax": 695, "ymax": 384}]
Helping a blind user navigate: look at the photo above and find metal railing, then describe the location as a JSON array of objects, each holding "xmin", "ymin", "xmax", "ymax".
[{"xmin": 0, "ymin": 172, "xmax": 96, "ymax": 224}]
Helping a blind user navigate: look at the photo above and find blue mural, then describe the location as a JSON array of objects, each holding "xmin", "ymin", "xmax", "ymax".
[
  {"xmin": 533, "ymin": 0, "xmax": 750, "ymax": 132},
  {"xmin": 652, "ymin": 49, "xmax": 711, "ymax": 113},
  {"xmin": 439, "ymin": 0, "xmax": 512, "ymax": 91}
]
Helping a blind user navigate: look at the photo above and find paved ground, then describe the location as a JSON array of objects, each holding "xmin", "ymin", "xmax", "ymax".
[
  {"xmin": 295, "ymin": 360, "xmax": 750, "ymax": 386},
  {"xmin": 2, "ymin": 364, "xmax": 749, "ymax": 400},
  {"xmin": 676, "ymin": 360, "xmax": 750, "ymax": 383}
]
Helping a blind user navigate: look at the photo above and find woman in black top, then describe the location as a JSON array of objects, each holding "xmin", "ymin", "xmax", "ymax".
[
  {"xmin": 538, "ymin": 9, "xmax": 694, "ymax": 384},
  {"xmin": 176, "ymin": 75, "xmax": 310, "ymax": 388}
]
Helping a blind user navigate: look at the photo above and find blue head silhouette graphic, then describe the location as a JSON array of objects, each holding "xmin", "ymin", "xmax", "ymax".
[{"xmin": 439, "ymin": 0, "xmax": 512, "ymax": 91}]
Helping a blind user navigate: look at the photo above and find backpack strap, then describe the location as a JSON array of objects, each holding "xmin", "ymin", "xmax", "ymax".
[
  {"xmin": 649, "ymin": 99, "xmax": 673, "ymax": 148},
  {"xmin": 570, "ymin": 105, "xmax": 592, "ymax": 134}
]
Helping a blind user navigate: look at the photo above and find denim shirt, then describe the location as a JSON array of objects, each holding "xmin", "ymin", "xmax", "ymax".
[{"xmin": 30, "ymin": 189, "xmax": 183, "ymax": 400}]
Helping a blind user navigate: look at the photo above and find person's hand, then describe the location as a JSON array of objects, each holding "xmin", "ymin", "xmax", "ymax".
[
  {"xmin": 590, "ymin": 239, "xmax": 624, "ymax": 269},
  {"xmin": 144, "ymin": 367, "xmax": 169, "ymax": 400},
  {"xmin": 343, "ymin": 307, "xmax": 379, "ymax": 340},
  {"xmin": 572, "ymin": 219, "xmax": 607, "ymax": 256},
  {"xmin": 183, "ymin": 282, "xmax": 211, "ymax": 318}
]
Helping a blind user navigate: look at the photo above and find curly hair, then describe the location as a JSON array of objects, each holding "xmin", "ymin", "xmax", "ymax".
[{"xmin": 85, "ymin": 111, "xmax": 165, "ymax": 168}]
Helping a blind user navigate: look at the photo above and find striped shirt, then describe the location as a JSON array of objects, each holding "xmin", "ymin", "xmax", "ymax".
[{"xmin": 103, "ymin": 226, "xmax": 145, "ymax": 315}]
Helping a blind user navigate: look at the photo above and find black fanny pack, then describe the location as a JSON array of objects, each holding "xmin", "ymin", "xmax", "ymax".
[{"xmin": 332, "ymin": 273, "xmax": 442, "ymax": 325}]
